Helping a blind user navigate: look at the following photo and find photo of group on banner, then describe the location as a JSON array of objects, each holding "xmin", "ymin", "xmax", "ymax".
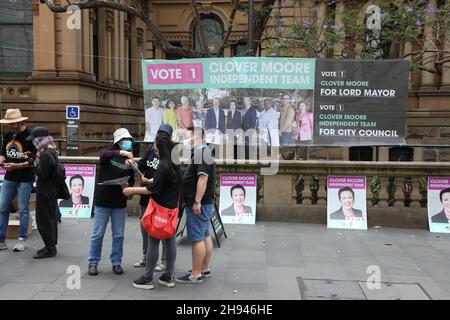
[{"xmin": 143, "ymin": 88, "xmax": 313, "ymax": 147}]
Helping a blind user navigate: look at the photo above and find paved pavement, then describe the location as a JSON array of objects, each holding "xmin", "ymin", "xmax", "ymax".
[{"xmin": 1, "ymin": 216, "xmax": 450, "ymax": 300}]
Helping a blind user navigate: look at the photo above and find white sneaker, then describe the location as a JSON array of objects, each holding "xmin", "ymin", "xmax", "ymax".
[
  {"xmin": 133, "ymin": 260, "xmax": 146, "ymax": 268},
  {"xmin": 0, "ymin": 241, "xmax": 7, "ymax": 250},
  {"xmin": 154, "ymin": 263, "xmax": 165, "ymax": 272},
  {"xmin": 13, "ymin": 237, "xmax": 26, "ymax": 252}
]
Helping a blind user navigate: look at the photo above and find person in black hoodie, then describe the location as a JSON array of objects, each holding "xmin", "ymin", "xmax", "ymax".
[
  {"xmin": 27, "ymin": 127, "xmax": 60, "ymax": 259},
  {"xmin": 124, "ymin": 132, "xmax": 181, "ymax": 289},
  {"xmin": 87, "ymin": 128, "xmax": 135, "ymax": 276},
  {"xmin": 133, "ymin": 124, "xmax": 173, "ymax": 272}
]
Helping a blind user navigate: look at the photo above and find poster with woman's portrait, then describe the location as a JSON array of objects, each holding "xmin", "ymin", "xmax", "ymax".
[
  {"xmin": 219, "ymin": 174, "xmax": 257, "ymax": 225},
  {"xmin": 427, "ymin": 177, "xmax": 450, "ymax": 233},
  {"xmin": 327, "ymin": 176, "xmax": 367, "ymax": 230},
  {"xmin": 58, "ymin": 164, "xmax": 96, "ymax": 218}
]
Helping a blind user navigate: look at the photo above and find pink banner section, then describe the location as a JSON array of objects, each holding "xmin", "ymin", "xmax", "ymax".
[
  {"xmin": 64, "ymin": 164, "xmax": 96, "ymax": 177},
  {"xmin": 221, "ymin": 174, "xmax": 257, "ymax": 187},
  {"xmin": 327, "ymin": 176, "xmax": 366, "ymax": 189},
  {"xmin": 429, "ymin": 177, "xmax": 450, "ymax": 190},
  {"xmin": 0, "ymin": 168, "xmax": 5, "ymax": 176},
  {"xmin": 146, "ymin": 63, "xmax": 203, "ymax": 85}
]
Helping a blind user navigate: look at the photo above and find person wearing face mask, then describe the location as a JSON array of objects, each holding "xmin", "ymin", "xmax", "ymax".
[
  {"xmin": 87, "ymin": 128, "xmax": 135, "ymax": 276},
  {"xmin": 26, "ymin": 127, "xmax": 60, "ymax": 258},
  {"xmin": 0, "ymin": 109, "xmax": 36, "ymax": 253}
]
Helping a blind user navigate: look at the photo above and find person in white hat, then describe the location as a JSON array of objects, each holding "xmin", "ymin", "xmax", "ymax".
[
  {"xmin": 87, "ymin": 128, "xmax": 136, "ymax": 276},
  {"xmin": 0, "ymin": 109, "xmax": 36, "ymax": 252}
]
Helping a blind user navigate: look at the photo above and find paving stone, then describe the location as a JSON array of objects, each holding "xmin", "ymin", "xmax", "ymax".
[{"xmin": 359, "ymin": 282, "xmax": 430, "ymax": 300}]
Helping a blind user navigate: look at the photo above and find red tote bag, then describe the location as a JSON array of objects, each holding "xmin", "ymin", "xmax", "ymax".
[{"xmin": 141, "ymin": 198, "xmax": 179, "ymax": 240}]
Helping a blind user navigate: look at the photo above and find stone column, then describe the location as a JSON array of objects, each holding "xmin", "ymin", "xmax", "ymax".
[
  {"xmin": 59, "ymin": 7, "xmax": 83, "ymax": 75},
  {"xmin": 302, "ymin": 175, "xmax": 312, "ymax": 205},
  {"xmin": 89, "ymin": 9, "xmax": 96, "ymax": 75},
  {"xmin": 97, "ymin": 9, "xmax": 110, "ymax": 83},
  {"xmin": 378, "ymin": 176, "xmax": 389, "ymax": 207},
  {"xmin": 410, "ymin": 178, "xmax": 422, "ymax": 208},
  {"xmin": 112, "ymin": 10, "xmax": 120, "ymax": 82},
  {"xmin": 441, "ymin": 30, "xmax": 450, "ymax": 91},
  {"xmin": 419, "ymin": 0, "xmax": 437, "ymax": 92},
  {"xmin": 101, "ymin": 8, "xmax": 114, "ymax": 84},
  {"xmin": 130, "ymin": 18, "xmax": 140, "ymax": 89},
  {"xmin": 32, "ymin": 4, "xmax": 56, "ymax": 77},
  {"xmin": 317, "ymin": 176, "xmax": 327, "ymax": 206},
  {"xmin": 124, "ymin": 18, "xmax": 131, "ymax": 85},
  {"xmin": 119, "ymin": 11, "xmax": 126, "ymax": 84},
  {"xmin": 82, "ymin": 10, "xmax": 91, "ymax": 74},
  {"xmin": 393, "ymin": 178, "xmax": 406, "ymax": 208}
]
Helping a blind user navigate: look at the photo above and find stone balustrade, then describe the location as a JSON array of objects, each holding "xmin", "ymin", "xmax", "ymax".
[{"xmin": 60, "ymin": 157, "xmax": 450, "ymax": 229}]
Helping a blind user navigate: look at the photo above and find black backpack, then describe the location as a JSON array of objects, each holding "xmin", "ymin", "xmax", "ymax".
[{"xmin": 49, "ymin": 151, "xmax": 70, "ymax": 200}]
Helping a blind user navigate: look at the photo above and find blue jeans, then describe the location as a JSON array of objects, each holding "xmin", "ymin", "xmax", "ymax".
[
  {"xmin": 281, "ymin": 132, "xmax": 292, "ymax": 146},
  {"xmin": 186, "ymin": 203, "xmax": 214, "ymax": 242},
  {"xmin": 88, "ymin": 206, "xmax": 126, "ymax": 267},
  {"xmin": 0, "ymin": 179, "xmax": 33, "ymax": 242}
]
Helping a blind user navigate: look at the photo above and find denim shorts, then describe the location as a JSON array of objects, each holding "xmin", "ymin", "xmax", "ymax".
[{"xmin": 186, "ymin": 203, "xmax": 214, "ymax": 242}]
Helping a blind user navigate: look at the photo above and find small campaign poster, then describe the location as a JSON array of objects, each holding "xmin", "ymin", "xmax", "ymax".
[
  {"xmin": 58, "ymin": 164, "xmax": 96, "ymax": 218},
  {"xmin": 327, "ymin": 176, "xmax": 367, "ymax": 230},
  {"xmin": 219, "ymin": 174, "xmax": 257, "ymax": 224},
  {"xmin": 427, "ymin": 177, "xmax": 450, "ymax": 233}
]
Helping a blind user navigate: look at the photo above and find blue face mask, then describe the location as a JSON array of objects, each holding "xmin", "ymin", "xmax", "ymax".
[{"xmin": 121, "ymin": 140, "xmax": 133, "ymax": 151}]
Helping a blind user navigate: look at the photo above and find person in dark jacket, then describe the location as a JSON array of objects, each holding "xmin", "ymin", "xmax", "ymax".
[
  {"xmin": 133, "ymin": 124, "xmax": 173, "ymax": 272},
  {"xmin": 87, "ymin": 128, "xmax": 135, "ymax": 276},
  {"xmin": 124, "ymin": 132, "xmax": 181, "ymax": 290},
  {"xmin": 226, "ymin": 101, "xmax": 242, "ymax": 130},
  {"xmin": 241, "ymin": 97, "xmax": 257, "ymax": 159},
  {"xmin": 27, "ymin": 127, "xmax": 60, "ymax": 259},
  {"xmin": 431, "ymin": 188, "xmax": 450, "ymax": 223}
]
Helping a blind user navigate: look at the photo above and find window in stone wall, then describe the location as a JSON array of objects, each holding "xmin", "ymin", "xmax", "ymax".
[
  {"xmin": 192, "ymin": 15, "xmax": 223, "ymax": 56},
  {"xmin": 232, "ymin": 42, "xmax": 248, "ymax": 57},
  {"xmin": 389, "ymin": 146, "xmax": 413, "ymax": 161},
  {"xmin": 349, "ymin": 146, "xmax": 373, "ymax": 161},
  {"xmin": 165, "ymin": 42, "xmax": 184, "ymax": 60},
  {"xmin": 0, "ymin": 0, "xmax": 33, "ymax": 77}
]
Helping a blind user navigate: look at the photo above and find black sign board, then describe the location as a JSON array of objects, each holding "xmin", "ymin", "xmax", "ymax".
[
  {"xmin": 210, "ymin": 203, "xmax": 227, "ymax": 247},
  {"xmin": 313, "ymin": 59, "xmax": 410, "ymax": 145},
  {"xmin": 67, "ymin": 119, "xmax": 80, "ymax": 156}
]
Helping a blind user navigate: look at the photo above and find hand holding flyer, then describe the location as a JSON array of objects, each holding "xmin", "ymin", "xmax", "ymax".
[
  {"xmin": 127, "ymin": 160, "xmax": 144, "ymax": 177},
  {"xmin": 98, "ymin": 176, "xmax": 130, "ymax": 186}
]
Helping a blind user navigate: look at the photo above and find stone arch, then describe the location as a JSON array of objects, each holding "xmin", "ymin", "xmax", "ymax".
[{"xmin": 178, "ymin": 5, "xmax": 228, "ymax": 33}]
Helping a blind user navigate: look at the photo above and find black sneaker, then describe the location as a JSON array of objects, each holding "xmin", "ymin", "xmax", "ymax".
[
  {"xmin": 176, "ymin": 273, "xmax": 203, "ymax": 284},
  {"xmin": 33, "ymin": 247, "xmax": 56, "ymax": 259},
  {"xmin": 159, "ymin": 273, "xmax": 175, "ymax": 288},
  {"xmin": 188, "ymin": 269, "xmax": 212, "ymax": 279},
  {"xmin": 112, "ymin": 265, "xmax": 124, "ymax": 275},
  {"xmin": 133, "ymin": 276, "xmax": 154, "ymax": 290},
  {"xmin": 88, "ymin": 265, "xmax": 98, "ymax": 276}
]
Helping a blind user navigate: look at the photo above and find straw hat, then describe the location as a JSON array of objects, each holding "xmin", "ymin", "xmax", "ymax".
[{"xmin": 0, "ymin": 109, "xmax": 29, "ymax": 124}]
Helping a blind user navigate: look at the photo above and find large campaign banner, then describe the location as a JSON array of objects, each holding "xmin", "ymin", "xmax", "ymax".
[
  {"xmin": 219, "ymin": 174, "xmax": 257, "ymax": 225},
  {"xmin": 327, "ymin": 176, "xmax": 367, "ymax": 230},
  {"xmin": 427, "ymin": 177, "xmax": 450, "ymax": 233},
  {"xmin": 58, "ymin": 164, "xmax": 96, "ymax": 219},
  {"xmin": 141, "ymin": 57, "xmax": 409, "ymax": 146}
]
